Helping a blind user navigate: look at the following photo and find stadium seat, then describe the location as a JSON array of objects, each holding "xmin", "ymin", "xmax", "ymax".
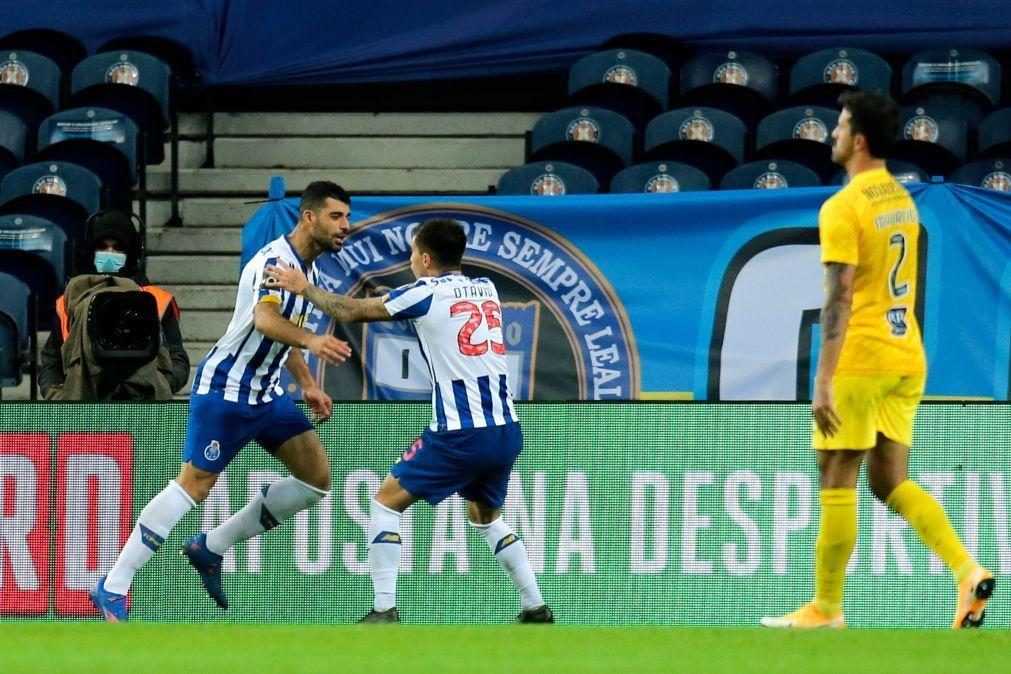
[
  {"xmin": 977, "ymin": 107, "xmax": 1011, "ymax": 158},
  {"xmin": 720, "ymin": 160, "xmax": 822, "ymax": 190},
  {"xmin": 0, "ymin": 214, "xmax": 68, "ymax": 330},
  {"xmin": 949, "ymin": 159, "xmax": 1011, "ymax": 191},
  {"xmin": 528, "ymin": 107, "xmax": 635, "ymax": 185},
  {"xmin": 890, "ymin": 104, "xmax": 968, "ymax": 177},
  {"xmin": 599, "ymin": 33, "xmax": 688, "ymax": 73},
  {"xmin": 0, "ymin": 271, "xmax": 30, "ymax": 387},
  {"xmin": 0, "ymin": 161, "xmax": 102, "ymax": 264},
  {"xmin": 789, "ymin": 47, "xmax": 892, "ymax": 108},
  {"xmin": 902, "ymin": 49, "xmax": 1001, "ymax": 127},
  {"xmin": 832, "ymin": 160, "xmax": 929, "ymax": 186},
  {"xmin": 609, "ymin": 161, "xmax": 710, "ymax": 193},
  {"xmin": 0, "ymin": 29, "xmax": 86, "ymax": 76},
  {"xmin": 642, "ymin": 107, "xmax": 746, "ymax": 182},
  {"xmin": 69, "ymin": 51, "xmax": 171, "ymax": 165},
  {"xmin": 0, "ymin": 50, "xmax": 61, "ymax": 133},
  {"xmin": 755, "ymin": 106, "xmax": 838, "ymax": 180},
  {"xmin": 99, "ymin": 35, "xmax": 199, "ymax": 85},
  {"xmin": 496, "ymin": 161, "xmax": 599, "ymax": 196},
  {"xmin": 679, "ymin": 50, "xmax": 777, "ymax": 127},
  {"xmin": 0, "ymin": 110, "xmax": 27, "ymax": 181},
  {"xmin": 567, "ymin": 49, "xmax": 670, "ymax": 129},
  {"xmin": 36, "ymin": 107, "xmax": 139, "ymax": 209}
]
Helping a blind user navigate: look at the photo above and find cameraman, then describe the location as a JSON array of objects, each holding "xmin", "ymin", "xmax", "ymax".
[{"xmin": 39, "ymin": 210, "xmax": 190, "ymax": 398}]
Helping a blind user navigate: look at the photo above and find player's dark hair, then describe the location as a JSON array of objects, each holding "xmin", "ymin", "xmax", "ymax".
[
  {"xmin": 838, "ymin": 90, "xmax": 899, "ymax": 159},
  {"xmin": 299, "ymin": 181, "xmax": 350, "ymax": 216},
  {"xmin": 413, "ymin": 219, "xmax": 466, "ymax": 269}
]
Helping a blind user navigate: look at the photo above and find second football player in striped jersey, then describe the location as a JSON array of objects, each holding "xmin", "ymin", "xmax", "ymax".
[{"xmin": 265, "ymin": 218, "xmax": 552, "ymax": 624}]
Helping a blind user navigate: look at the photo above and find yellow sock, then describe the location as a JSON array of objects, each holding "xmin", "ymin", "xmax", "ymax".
[
  {"xmin": 813, "ymin": 488, "xmax": 857, "ymax": 617},
  {"xmin": 886, "ymin": 480, "xmax": 974, "ymax": 582}
]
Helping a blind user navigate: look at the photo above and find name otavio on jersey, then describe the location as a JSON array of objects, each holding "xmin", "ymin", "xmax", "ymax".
[{"xmin": 313, "ymin": 204, "xmax": 638, "ymax": 399}]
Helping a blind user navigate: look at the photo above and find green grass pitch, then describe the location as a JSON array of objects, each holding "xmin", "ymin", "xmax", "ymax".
[{"xmin": 0, "ymin": 624, "xmax": 1007, "ymax": 674}]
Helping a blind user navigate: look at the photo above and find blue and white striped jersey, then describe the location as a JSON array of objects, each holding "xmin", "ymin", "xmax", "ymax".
[
  {"xmin": 193, "ymin": 235, "xmax": 318, "ymax": 404},
  {"xmin": 385, "ymin": 273, "xmax": 517, "ymax": 432}
]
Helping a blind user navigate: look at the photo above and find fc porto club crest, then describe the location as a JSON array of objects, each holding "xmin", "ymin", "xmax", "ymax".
[
  {"xmin": 106, "ymin": 56, "xmax": 140, "ymax": 86},
  {"xmin": 0, "ymin": 57, "xmax": 28, "ymax": 86},
  {"xmin": 603, "ymin": 64, "xmax": 637, "ymax": 86},
  {"xmin": 32, "ymin": 174, "xmax": 67, "ymax": 196},
  {"xmin": 312, "ymin": 204, "xmax": 639, "ymax": 401},
  {"xmin": 203, "ymin": 440, "xmax": 221, "ymax": 462},
  {"xmin": 714, "ymin": 61, "xmax": 748, "ymax": 86},
  {"xmin": 754, "ymin": 170, "xmax": 789, "ymax": 189},
  {"xmin": 905, "ymin": 111, "xmax": 939, "ymax": 143},
  {"xmin": 824, "ymin": 58, "xmax": 858, "ymax": 85},
  {"xmin": 680, "ymin": 113, "xmax": 714, "ymax": 142},
  {"xmin": 645, "ymin": 173, "xmax": 679, "ymax": 193},
  {"xmin": 566, "ymin": 115, "xmax": 600, "ymax": 143},
  {"xmin": 530, "ymin": 171, "xmax": 566, "ymax": 196},
  {"xmin": 982, "ymin": 170, "xmax": 1011, "ymax": 191},
  {"xmin": 792, "ymin": 114, "xmax": 828, "ymax": 143}
]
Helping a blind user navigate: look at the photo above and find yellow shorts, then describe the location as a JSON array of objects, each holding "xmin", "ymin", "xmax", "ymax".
[{"xmin": 813, "ymin": 375, "xmax": 925, "ymax": 450}]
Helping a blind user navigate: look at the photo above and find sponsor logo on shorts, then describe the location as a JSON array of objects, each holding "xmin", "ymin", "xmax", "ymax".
[{"xmin": 204, "ymin": 440, "xmax": 221, "ymax": 462}]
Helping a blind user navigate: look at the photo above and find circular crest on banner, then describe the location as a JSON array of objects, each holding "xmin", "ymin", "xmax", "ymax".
[{"xmin": 318, "ymin": 204, "xmax": 640, "ymax": 400}]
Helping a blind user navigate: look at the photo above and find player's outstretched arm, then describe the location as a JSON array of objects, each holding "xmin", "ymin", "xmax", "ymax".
[
  {"xmin": 264, "ymin": 263, "xmax": 392, "ymax": 323},
  {"xmin": 253, "ymin": 301, "xmax": 352, "ymax": 365}
]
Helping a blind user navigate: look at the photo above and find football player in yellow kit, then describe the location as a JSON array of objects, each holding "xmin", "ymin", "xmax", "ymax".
[{"xmin": 762, "ymin": 91, "xmax": 994, "ymax": 629}]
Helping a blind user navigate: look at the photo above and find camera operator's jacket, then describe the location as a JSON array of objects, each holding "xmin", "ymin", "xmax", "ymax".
[{"xmin": 41, "ymin": 275, "xmax": 181, "ymax": 400}]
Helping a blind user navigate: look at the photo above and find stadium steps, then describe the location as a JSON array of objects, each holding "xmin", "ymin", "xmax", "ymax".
[{"xmin": 4, "ymin": 112, "xmax": 542, "ymax": 400}]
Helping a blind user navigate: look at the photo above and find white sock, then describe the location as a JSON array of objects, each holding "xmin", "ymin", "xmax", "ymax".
[
  {"xmin": 472, "ymin": 518, "xmax": 544, "ymax": 610},
  {"xmin": 105, "ymin": 480, "xmax": 195, "ymax": 595},
  {"xmin": 368, "ymin": 498, "xmax": 402, "ymax": 611},
  {"xmin": 206, "ymin": 476, "xmax": 326, "ymax": 555}
]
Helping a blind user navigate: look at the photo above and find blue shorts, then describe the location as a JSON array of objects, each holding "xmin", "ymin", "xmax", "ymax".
[
  {"xmin": 182, "ymin": 393, "xmax": 314, "ymax": 473},
  {"xmin": 390, "ymin": 422, "xmax": 522, "ymax": 508}
]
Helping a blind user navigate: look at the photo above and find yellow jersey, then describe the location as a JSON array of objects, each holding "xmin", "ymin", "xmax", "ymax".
[{"xmin": 818, "ymin": 167, "xmax": 926, "ymax": 376}]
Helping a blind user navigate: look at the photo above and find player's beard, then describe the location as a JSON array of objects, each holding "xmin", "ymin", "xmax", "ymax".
[{"xmin": 831, "ymin": 139, "xmax": 853, "ymax": 167}]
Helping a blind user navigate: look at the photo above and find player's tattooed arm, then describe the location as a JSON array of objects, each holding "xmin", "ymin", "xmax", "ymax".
[
  {"xmin": 812, "ymin": 262, "xmax": 855, "ymax": 436},
  {"xmin": 301, "ymin": 286, "xmax": 391, "ymax": 323},
  {"xmin": 820, "ymin": 262, "xmax": 855, "ymax": 341},
  {"xmin": 263, "ymin": 263, "xmax": 391, "ymax": 323}
]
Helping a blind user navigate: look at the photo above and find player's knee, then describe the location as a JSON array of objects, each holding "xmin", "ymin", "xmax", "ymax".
[
  {"xmin": 868, "ymin": 475, "xmax": 896, "ymax": 503},
  {"xmin": 302, "ymin": 461, "xmax": 330, "ymax": 492},
  {"xmin": 175, "ymin": 465, "xmax": 218, "ymax": 503}
]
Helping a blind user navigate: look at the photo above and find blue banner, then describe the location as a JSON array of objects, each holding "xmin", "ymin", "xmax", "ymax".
[{"xmin": 244, "ymin": 183, "xmax": 1011, "ymax": 401}]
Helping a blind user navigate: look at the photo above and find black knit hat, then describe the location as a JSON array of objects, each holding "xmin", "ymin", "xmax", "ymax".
[{"xmin": 86, "ymin": 209, "xmax": 142, "ymax": 271}]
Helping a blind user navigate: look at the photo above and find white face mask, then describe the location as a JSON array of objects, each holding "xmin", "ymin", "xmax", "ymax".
[{"xmin": 94, "ymin": 251, "xmax": 127, "ymax": 273}]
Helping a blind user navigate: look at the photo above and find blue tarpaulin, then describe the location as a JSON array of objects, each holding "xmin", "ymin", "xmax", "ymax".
[{"xmin": 6, "ymin": 2, "xmax": 1011, "ymax": 86}]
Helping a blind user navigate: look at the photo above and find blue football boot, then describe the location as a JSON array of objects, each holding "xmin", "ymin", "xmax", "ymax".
[
  {"xmin": 182, "ymin": 533, "xmax": 228, "ymax": 609},
  {"xmin": 89, "ymin": 575, "xmax": 128, "ymax": 622}
]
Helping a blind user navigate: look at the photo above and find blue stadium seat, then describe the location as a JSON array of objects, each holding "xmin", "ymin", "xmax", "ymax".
[
  {"xmin": 36, "ymin": 107, "xmax": 139, "ymax": 209},
  {"xmin": 832, "ymin": 160, "xmax": 930, "ymax": 186},
  {"xmin": 789, "ymin": 47, "xmax": 892, "ymax": 108},
  {"xmin": 977, "ymin": 107, "xmax": 1011, "ymax": 158},
  {"xmin": 0, "ymin": 214, "xmax": 68, "ymax": 330},
  {"xmin": 497, "ymin": 161, "xmax": 599, "ymax": 196},
  {"xmin": 949, "ymin": 159, "xmax": 1011, "ymax": 191},
  {"xmin": 0, "ymin": 271, "xmax": 30, "ymax": 387},
  {"xmin": 755, "ymin": 106, "xmax": 838, "ymax": 180},
  {"xmin": 902, "ymin": 48, "xmax": 1001, "ymax": 127},
  {"xmin": 99, "ymin": 35, "xmax": 199, "ymax": 84},
  {"xmin": 0, "ymin": 161, "xmax": 102, "ymax": 260},
  {"xmin": 890, "ymin": 103, "xmax": 968, "ymax": 177},
  {"xmin": 69, "ymin": 51, "xmax": 171, "ymax": 165},
  {"xmin": 609, "ymin": 161, "xmax": 710, "ymax": 193},
  {"xmin": 0, "ymin": 29, "xmax": 86, "ymax": 76},
  {"xmin": 528, "ymin": 107, "xmax": 635, "ymax": 185},
  {"xmin": 0, "ymin": 50, "xmax": 61, "ymax": 133},
  {"xmin": 720, "ymin": 160, "xmax": 822, "ymax": 190},
  {"xmin": 0, "ymin": 110, "xmax": 27, "ymax": 181},
  {"xmin": 643, "ymin": 107, "xmax": 746, "ymax": 182},
  {"xmin": 567, "ymin": 49, "xmax": 670, "ymax": 129},
  {"xmin": 679, "ymin": 50, "xmax": 777, "ymax": 127}
]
